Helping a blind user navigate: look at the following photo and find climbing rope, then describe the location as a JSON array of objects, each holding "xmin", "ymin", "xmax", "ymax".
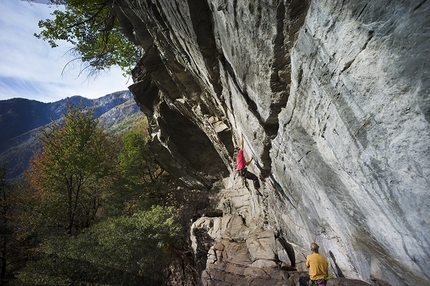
[
  {"xmin": 231, "ymin": 126, "xmax": 321, "ymax": 243},
  {"xmin": 263, "ymin": 177, "xmax": 321, "ymax": 243}
]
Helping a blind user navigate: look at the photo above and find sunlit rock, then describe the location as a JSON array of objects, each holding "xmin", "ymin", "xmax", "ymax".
[{"xmin": 115, "ymin": 0, "xmax": 430, "ymax": 285}]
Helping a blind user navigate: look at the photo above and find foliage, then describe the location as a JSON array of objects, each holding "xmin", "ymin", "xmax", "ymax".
[
  {"xmin": 119, "ymin": 130, "xmax": 157, "ymax": 184},
  {"xmin": 0, "ymin": 164, "xmax": 9, "ymax": 284},
  {"xmin": 105, "ymin": 128, "xmax": 168, "ymax": 216},
  {"xmin": 14, "ymin": 206, "xmax": 182, "ymax": 285},
  {"xmin": 7, "ymin": 103, "xmax": 184, "ymax": 285},
  {"xmin": 26, "ymin": 102, "xmax": 116, "ymax": 235},
  {"xmin": 0, "ymin": 166, "xmax": 39, "ymax": 285},
  {"xmin": 34, "ymin": 0, "xmax": 140, "ymax": 75},
  {"xmin": 107, "ymin": 112, "xmax": 148, "ymax": 136}
]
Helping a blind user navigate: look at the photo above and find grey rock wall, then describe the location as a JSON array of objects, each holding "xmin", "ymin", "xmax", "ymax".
[{"xmin": 114, "ymin": 0, "xmax": 430, "ymax": 285}]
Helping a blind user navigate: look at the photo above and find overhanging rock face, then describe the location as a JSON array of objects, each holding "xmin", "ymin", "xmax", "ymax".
[{"xmin": 115, "ymin": 0, "xmax": 430, "ymax": 285}]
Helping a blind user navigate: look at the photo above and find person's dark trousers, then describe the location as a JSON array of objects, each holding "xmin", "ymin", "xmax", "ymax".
[
  {"xmin": 299, "ymin": 276, "xmax": 310, "ymax": 286},
  {"xmin": 239, "ymin": 168, "xmax": 260, "ymax": 190},
  {"xmin": 244, "ymin": 169, "xmax": 260, "ymax": 190}
]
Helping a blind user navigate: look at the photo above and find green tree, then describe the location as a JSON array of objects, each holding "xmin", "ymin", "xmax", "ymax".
[
  {"xmin": 34, "ymin": 0, "xmax": 139, "ymax": 75},
  {"xmin": 15, "ymin": 206, "xmax": 182, "ymax": 285},
  {"xmin": 119, "ymin": 130, "xmax": 162, "ymax": 184},
  {"xmin": 26, "ymin": 102, "xmax": 116, "ymax": 235},
  {"xmin": 106, "ymin": 130, "xmax": 169, "ymax": 216}
]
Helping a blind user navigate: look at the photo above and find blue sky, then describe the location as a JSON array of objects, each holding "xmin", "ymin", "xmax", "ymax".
[{"xmin": 0, "ymin": 0, "xmax": 131, "ymax": 103}]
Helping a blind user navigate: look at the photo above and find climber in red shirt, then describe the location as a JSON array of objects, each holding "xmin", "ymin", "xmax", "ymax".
[{"xmin": 236, "ymin": 134, "xmax": 262, "ymax": 196}]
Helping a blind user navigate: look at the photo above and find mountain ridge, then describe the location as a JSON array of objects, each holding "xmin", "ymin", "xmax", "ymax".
[{"xmin": 0, "ymin": 90, "xmax": 142, "ymax": 180}]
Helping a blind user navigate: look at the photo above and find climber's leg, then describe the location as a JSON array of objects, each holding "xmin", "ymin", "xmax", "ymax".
[
  {"xmin": 244, "ymin": 170, "xmax": 262, "ymax": 196},
  {"xmin": 244, "ymin": 170, "xmax": 260, "ymax": 190}
]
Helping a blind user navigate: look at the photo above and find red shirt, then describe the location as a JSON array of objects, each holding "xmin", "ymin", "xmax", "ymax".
[{"xmin": 236, "ymin": 149, "xmax": 246, "ymax": 171}]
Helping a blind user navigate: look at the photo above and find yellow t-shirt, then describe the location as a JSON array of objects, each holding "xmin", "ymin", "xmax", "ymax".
[{"xmin": 306, "ymin": 252, "xmax": 328, "ymax": 280}]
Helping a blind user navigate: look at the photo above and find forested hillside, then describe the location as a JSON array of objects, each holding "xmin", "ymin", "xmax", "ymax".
[
  {"xmin": 1, "ymin": 99, "xmax": 188, "ymax": 285},
  {"xmin": 0, "ymin": 90, "xmax": 140, "ymax": 180}
]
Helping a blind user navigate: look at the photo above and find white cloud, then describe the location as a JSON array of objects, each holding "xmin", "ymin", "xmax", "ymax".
[{"xmin": 0, "ymin": 0, "xmax": 132, "ymax": 103}]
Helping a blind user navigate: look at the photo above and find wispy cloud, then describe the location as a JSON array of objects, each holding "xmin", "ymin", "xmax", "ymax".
[{"xmin": 0, "ymin": 0, "xmax": 131, "ymax": 102}]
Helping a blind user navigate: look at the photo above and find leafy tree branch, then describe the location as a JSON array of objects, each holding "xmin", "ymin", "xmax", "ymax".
[{"xmin": 34, "ymin": 0, "xmax": 140, "ymax": 75}]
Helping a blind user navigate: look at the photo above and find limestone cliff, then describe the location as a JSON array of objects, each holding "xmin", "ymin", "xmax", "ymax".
[{"xmin": 112, "ymin": 0, "xmax": 429, "ymax": 285}]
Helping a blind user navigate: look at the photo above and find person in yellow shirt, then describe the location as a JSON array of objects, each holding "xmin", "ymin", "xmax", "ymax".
[{"xmin": 299, "ymin": 243, "xmax": 328, "ymax": 286}]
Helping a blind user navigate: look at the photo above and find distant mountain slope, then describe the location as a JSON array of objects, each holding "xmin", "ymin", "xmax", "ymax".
[{"xmin": 0, "ymin": 90, "xmax": 143, "ymax": 180}]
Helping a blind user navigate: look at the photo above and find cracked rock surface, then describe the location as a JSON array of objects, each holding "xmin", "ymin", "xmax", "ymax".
[{"xmin": 113, "ymin": 0, "xmax": 430, "ymax": 285}]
